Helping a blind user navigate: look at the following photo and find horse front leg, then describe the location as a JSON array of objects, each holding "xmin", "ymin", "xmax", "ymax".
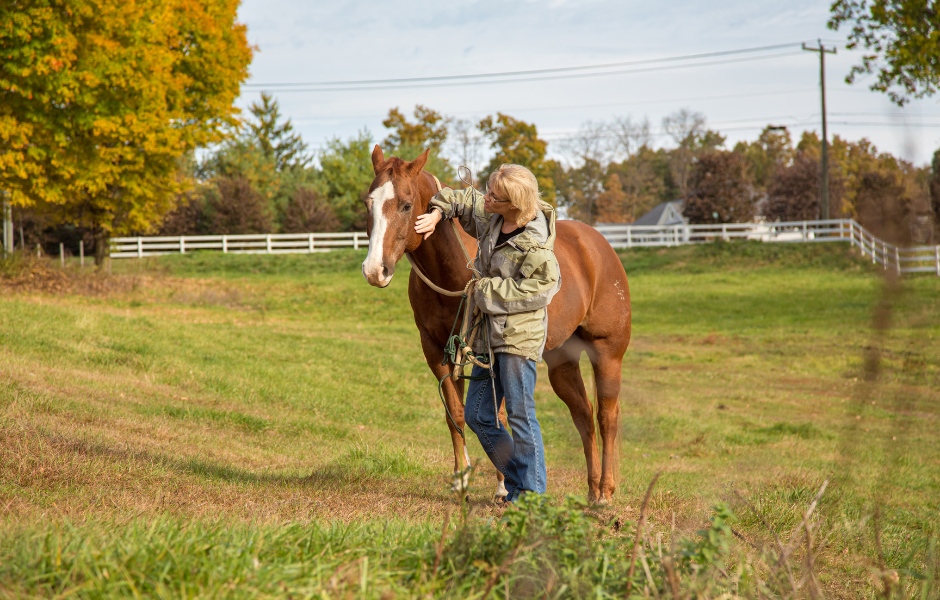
[{"xmin": 420, "ymin": 331, "xmax": 471, "ymax": 492}]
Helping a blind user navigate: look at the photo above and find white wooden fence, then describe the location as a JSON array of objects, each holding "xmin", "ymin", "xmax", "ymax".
[
  {"xmin": 110, "ymin": 232, "xmax": 368, "ymax": 257},
  {"xmin": 595, "ymin": 219, "xmax": 940, "ymax": 276},
  {"xmin": 110, "ymin": 219, "xmax": 940, "ymax": 276}
]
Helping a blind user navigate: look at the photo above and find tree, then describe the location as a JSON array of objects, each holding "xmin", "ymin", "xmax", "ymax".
[
  {"xmin": 611, "ymin": 116, "xmax": 652, "ymax": 160},
  {"xmin": 562, "ymin": 120, "xmax": 612, "ymax": 166},
  {"xmin": 281, "ymin": 187, "xmax": 340, "ymax": 233},
  {"xmin": 931, "ymin": 149, "xmax": 940, "ymax": 232},
  {"xmin": 766, "ymin": 153, "xmax": 844, "ymax": 221},
  {"xmin": 662, "ymin": 109, "xmax": 726, "ymax": 198},
  {"xmin": 208, "ymin": 176, "xmax": 272, "ymax": 235},
  {"xmin": 683, "ymin": 151, "xmax": 756, "ymax": 224},
  {"xmin": 828, "ymin": 0, "xmax": 940, "ymax": 106},
  {"xmin": 554, "ymin": 159, "xmax": 606, "ymax": 224},
  {"xmin": 383, "ymin": 105, "xmax": 450, "ymax": 151},
  {"xmin": 246, "ymin": 92, "xmax": 310, "ymax": 171},
  {"xmin": 319, "ymin": 130, "xmax": 375, "ymax": 231},
  {"xmin": 449, "ymin": 119, "xmax": 485, "ymax": 186},
  {"xmin": 0, "ymin": 0, "xmax": 252, "ymax": 263},
  {"xmin": 595, "ymin": 174, "xmax": 630, "ymax": 223},
  {"xmin": 478, "ymin": 113, "xmax": 557, "ymax": 203},
  {"xmin": 381, "ymin": 105, "xmax": 455, "ymax": 184},
  {"xmin": 609, "ymin": 147, "xmax": 668, "ymax": 222},
  {"xmin": 733, "ymin": 126, "xmax": 795, "ymax": 191},
  {"xmin": 158, "ymin": 190, "xmax": 210, "ymax": 236}
]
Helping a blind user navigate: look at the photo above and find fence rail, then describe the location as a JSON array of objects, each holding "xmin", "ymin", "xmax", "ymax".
[
  {"xmin": 110, "ymin": 231, "xmax": 368, "ymax": 258},
  {"xmin": 110, "ymin": 219, "xmax": 940, "ymax": 276},
  {"xmin": 595, "ymin": 219, "xmax": 939, "ymax": 276}
]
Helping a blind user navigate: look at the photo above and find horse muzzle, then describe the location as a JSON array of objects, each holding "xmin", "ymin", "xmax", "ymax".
[{"xmin": 362, "ymin": 261, "xmax": 394, "ymax": 288}]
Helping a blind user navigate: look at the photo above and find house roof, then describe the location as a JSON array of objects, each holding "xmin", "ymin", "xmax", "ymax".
[{"xmin": 633, "ymin": 200, "xmax": 687, "ymax": 227}]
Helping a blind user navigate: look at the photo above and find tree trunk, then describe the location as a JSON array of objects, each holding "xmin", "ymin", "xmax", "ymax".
[{"xmin": 94, "ymin": 229, "xmax": 110, "ymax": 271}]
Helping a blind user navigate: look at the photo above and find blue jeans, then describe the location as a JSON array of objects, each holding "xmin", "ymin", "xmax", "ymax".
[{"xmin": 465, "ymin": 352, "xmax": 546, "ymax": 502}]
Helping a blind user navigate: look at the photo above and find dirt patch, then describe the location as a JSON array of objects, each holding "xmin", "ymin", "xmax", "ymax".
[{"xmin": 0, "ymin": 255, "xmax": 143, "ymax": 296}]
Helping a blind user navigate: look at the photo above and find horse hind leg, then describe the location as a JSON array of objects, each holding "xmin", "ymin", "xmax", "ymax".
[
  {"xmin": 546, "ymin": 343, "xmax": 602, "ymax": 503},
  {"xmin": 589, "ymin": 346, "xmax": 624, "ymax": 504},
  {"xmin": 494, "ymin": 403, "xmax": 509, "ymax": 500}
]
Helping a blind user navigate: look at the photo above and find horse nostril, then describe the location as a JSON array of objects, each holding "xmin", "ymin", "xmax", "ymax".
[{"xmin": 382, "ymin": 266, "xmax": 390, "ymax": 279}]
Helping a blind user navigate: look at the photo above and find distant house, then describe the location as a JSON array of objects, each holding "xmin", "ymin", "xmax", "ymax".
[{"xmin": 632, "ymin": 200, "xmax": 687, "ymax": 227}]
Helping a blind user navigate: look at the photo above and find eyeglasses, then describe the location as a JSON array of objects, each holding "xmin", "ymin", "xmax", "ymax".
[{"xmin": 484, "ymin": 185, "xmax": 510, "ymax": 204}]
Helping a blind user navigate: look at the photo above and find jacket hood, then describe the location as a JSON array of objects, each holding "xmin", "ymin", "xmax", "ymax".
[{"xmin": 512, "ymin": 201, "xmax": 557, "ymax": 253}]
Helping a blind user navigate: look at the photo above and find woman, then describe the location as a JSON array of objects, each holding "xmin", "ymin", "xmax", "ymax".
[{"xmin": 414, "ymin": 164, "xmax": 561, "ymax": 503}]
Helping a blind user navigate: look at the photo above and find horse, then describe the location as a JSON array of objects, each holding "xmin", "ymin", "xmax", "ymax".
[{"xmin": 361, "ymin": 146, "xmax": 631, "ymax": 504}]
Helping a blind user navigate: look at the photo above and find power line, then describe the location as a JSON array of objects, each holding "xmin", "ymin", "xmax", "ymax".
[
  {"xmin": 242, "ymin": 50, "xmax": 804, "ymax": 94},
  {"xmin": 244, "ymin": 42, "xmax": 806, "ymax": 89},
  {"xmin": 288, "ymin": 88, "xmax": 821, "ymax": 124}
]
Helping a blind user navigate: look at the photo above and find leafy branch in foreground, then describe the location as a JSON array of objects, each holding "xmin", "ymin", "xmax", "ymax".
[{"xmin": 828, "ymin": 0, "xmax": 940, "ymax": 106}]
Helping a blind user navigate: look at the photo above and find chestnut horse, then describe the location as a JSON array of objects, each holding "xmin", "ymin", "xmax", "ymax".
[{"xmin": 361, "ymin": 147, "xmax": 631, "ymax": 503}]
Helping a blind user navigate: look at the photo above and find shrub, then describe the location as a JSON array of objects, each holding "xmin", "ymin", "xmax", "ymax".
[
  {"xmin": 207, "ymin": 176, "xmax": 272, "ymax": 234},
  {"xmin": 281, "ymin": 187, "xmax": 340, "ymax": 233},
  {"xmin": 683, "ymin": 151, "xmax": 756, "ymax": 224}
]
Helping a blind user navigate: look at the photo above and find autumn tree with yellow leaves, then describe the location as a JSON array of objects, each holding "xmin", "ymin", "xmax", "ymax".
[{"xmin": 0, "ymin": 0, "xmax": 252, "ymax": 263}]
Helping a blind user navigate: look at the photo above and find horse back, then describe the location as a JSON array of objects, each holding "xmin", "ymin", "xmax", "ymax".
[{"xmin": 546, "ymin": 220, "xmax": 631, "ymax": 350}]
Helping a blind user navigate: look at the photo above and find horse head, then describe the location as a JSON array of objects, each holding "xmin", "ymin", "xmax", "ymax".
[{"xmin": 361, "ymin": 145, "xmax": 433, "ymax": 288}]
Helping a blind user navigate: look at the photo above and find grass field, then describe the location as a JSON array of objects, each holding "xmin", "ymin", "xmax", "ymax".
[{"xmin": 1, "ymin": 241, "xmax": 938, "ymax": 598}]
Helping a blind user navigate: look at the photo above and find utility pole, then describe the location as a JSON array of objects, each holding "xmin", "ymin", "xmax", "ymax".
[
  {"xmin": 803, "ymin": 39, "xmax": 837, "ymax": 220},
  {"xmin": 2, "ymin": 194, "xmax": 12, "ymax": 255}
]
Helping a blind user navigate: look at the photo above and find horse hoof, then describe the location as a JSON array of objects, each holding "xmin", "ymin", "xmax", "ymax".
[
  {"xmin": 595, "ymin": 496, "xmax": 609, "ymax": 506},
  {"xmin": 451, "ymin": 471, "xmax": 471, "ymax": 493}
]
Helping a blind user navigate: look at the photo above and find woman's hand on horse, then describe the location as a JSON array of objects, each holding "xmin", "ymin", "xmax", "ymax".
[{"xmin": 415, "ymin": 210, "xmax": 442, "ymax": 240}]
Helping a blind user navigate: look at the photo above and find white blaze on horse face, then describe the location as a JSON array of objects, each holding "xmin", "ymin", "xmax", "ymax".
[{"xmin": 362, "ymin": 181, "xmax": 395, "ymax": 287}]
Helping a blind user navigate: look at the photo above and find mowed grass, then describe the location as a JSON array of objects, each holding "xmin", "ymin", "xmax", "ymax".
[{"xmin": 1, "ymin": 241, "xmax": 938, "ymax": 598}]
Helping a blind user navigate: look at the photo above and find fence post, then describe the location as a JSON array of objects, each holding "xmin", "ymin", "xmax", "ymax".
[
  {"xmin": 354, "ymin": 233, "xmax": 359, "ymax": 250},
  {"xmin": 803, "ymin": 221, "xmax": 807, "ymax": 241},
  {"xmin": 895, "ymin": 247, "xmax": 900, "ymax": 275},
  {"xmin": 627, "ymin": 227, "xmax": 632, "ymax": 248},
  {"xmin": 883, "ymin": 243, "xmax": 887, "ymax": 270},
  {"xmin": 222, "ymin": 235, "xmax": 228, "ymax": 254},
  {"xmin": 266, "ymin": 234, "xmax": 272, "ymax": 254},
  {"xmin": 722, "ymin": 224, "xmax": 727, "ymax": 241},
  {"xmin": 180, "ymin": 236, "xmax": 186, "ymax": 254},
  {"xmin": 60, "ymin": 242, "xmax": 65, "ymax": 267},
  {"xmin": 137, "ymin": 237, "xmax": 143, "ymax": 258},
  {"xmin": 308, "ymin": 233, "xmax": 314, "ymax": 252}
]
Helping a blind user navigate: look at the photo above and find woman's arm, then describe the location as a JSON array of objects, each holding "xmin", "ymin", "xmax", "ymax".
[
  {"xmin": 474, "ymin": 249, "xmax": 560, "ymax": 316},
  {"xmin": 423, "ymin": 187, "xmax": 488, "ymax": 238}
]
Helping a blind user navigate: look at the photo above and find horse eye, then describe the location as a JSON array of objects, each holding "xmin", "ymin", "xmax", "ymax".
[{"xmin": 402, "ymin": 203, "xmax": 413, "ymax": 212}]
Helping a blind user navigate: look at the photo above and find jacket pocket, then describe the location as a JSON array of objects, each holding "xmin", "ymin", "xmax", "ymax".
[{"xmin": 502, "ymin": 308, "xmax": 545, "ymax": 354}]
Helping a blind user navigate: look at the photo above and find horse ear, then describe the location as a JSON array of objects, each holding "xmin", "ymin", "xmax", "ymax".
[
  {"xmin": 371, "ymin": 145, "xmax": 385, "ymax": 174},
  {"xmin": 406, "ymin": 149, "xmax": 430, "ymax": 176}
]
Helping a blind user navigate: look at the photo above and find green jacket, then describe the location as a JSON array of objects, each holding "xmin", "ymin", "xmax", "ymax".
[{"xmin": 429, "ymin": 187, "xmax": 561, "ymax": 362}]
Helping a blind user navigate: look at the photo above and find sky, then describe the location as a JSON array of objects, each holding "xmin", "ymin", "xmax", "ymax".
[{"xmin": 235, "ymin": 0, "xmax": 940, "ymax": 169}]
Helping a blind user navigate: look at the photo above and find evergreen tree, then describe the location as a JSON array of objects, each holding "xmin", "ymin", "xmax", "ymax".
[{"xmin": 246, "ymin": 92, "xmax": 311, "ymax": 171}]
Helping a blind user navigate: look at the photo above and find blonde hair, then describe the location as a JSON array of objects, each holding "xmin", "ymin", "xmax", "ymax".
[{"xmin": 488, "ymin": 164, "xmax": 541, "ymax": 223}]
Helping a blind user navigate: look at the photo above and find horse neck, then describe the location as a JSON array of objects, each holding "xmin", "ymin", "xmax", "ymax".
[{"xmin": 408, "ymin": 172, "xmax": 472, "ymax": 289}]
